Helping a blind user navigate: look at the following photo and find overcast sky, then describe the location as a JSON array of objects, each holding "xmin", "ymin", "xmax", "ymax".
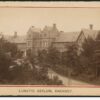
[{"xmin": 0, "ymin": 8, "xmax": 100, "ymax": 36}]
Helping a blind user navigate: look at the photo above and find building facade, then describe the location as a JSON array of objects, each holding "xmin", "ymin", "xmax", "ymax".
[
  {"xmin": 5, "ymin": 32, "xmax": 27, "ymax": 53},
  {"xmin": 26, "ymin": 24, "xmax": 59, "ymax": 54},
  {"xmin": 26, "ymin": 24, "xmax": 100, "ymax": 55}
]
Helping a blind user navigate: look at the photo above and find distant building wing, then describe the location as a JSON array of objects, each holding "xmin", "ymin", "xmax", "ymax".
[
  {"xmin": 5, "ymin": 35, "xmax": 26, "ymax": 44},
  {"xmin": 10, "ymin": 36, "xmax": 26, "ymax": 44},
  {"xmin": 54, "ymin": 31, "xmax": 80, "ymax": 43}
]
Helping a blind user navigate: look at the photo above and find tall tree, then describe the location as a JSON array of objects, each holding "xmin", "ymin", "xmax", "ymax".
[
  {"xmin": 47, "ymin": 46, "xmax": 61, "ymax": 67},
  {"xmin": 81, "ymin": 36, "xmax": 95, "ymax": 59},
  {"xmin": 81, "ymin": 36, "xmax": 96, "ymax": 76},
  {"xmin": 62, "ymin": 44, "xmax": 80, "ymax": 74},
  {"xmin": 0, "ymin": 37, "xmax": 16, "ymax": 82},
  {"xmin": 37, "ymin": 49, "xmax": 47, "ymax": 65},
  {"xmin": 93, "ymin": 32, "xmax": 100, "ymax": 77},
  {"xmin": 26, "ymin": 49, "xmax": 35, "ymax": 66}
]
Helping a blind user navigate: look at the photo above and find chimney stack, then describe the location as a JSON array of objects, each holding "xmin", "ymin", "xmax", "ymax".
[
  {"xmin": 14, "ymin": 31, "xmax": 17, "ymax": 38},
  {"xmin": 53, "ymin": 23, "xmax": 56, "ymax": 29},
  {"xmin": 89, "ymin": 24, "xmax": 93, "ymax": 30}
]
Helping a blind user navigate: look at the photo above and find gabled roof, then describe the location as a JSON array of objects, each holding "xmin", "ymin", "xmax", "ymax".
[
  {"xmin": 42, "ymin": 25, "xmax": 58, "ymax": 33},
  {"xmin": 43, "ymin": 26, "xmax": 53, "ymax": 32},
  {"xmin": 54, "ymin": 31, "xmax": 80, "ymax": 43},
  {"xmin": 27, "ymin": 26, "xmax": 41, "ymax": 39},
  {"xmin": 82, "ymin": 29, "xmax": 99, "ymax": 40},
  {"xmin": 29, "ymin": 26, "xmax": 41, "ymax": 33}
]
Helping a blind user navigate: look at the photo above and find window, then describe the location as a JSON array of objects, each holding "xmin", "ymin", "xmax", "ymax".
[{"xmin": 27, "ymin": 41, "xmax": 32, "ymax": 47}]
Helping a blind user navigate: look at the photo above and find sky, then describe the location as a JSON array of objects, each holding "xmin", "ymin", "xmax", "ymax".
[{"xmin": 0, "ymin": 8, "xmax": 100, "ymax": 36}]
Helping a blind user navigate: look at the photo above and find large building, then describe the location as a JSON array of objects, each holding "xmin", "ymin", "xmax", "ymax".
[
  {"xmin": 26, "ymin": 24, "xmax": 100, "ymax": 55},
  {"xmin": 53, "ymin": 24, "xmax": 100, "ymax": 54},
  {"xmin": 3, "ymin": 24, "xmax": 100, "ymax": 56},
  {"xmin": 5, "ymin": 32, "xmax": 27, "ymax": 53},
  {"xmin": 26, "ymin": 24, "xmax": 59, "ymax": 54}
]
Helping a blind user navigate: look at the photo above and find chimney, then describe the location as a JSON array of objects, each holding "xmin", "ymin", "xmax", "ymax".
[
  {"xmin": 31, "ymin": 26, "xmax": 34, "ymax": 28},
  {"xmin": 89, "ymin": 24, "xmax": 93, "ymax": 30},
  {"xmin": 53, "ymin": 23, "xmax": 56, "ymax": 29},
  {"xmin": 14, "ymin": 31, "xmax": 17, "ymax": 38},
  {"xmin": 60, "ymin": 31, "xmax": 64, "ymax": 33}
]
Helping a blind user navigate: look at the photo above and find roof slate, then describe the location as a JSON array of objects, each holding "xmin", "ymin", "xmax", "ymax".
[
  {"xmin": 54, "ymin": 31, "xmax": 80, "ymax": 43},
  {"xmin": 82, "ymin": 29, "xmax": 99, "ymax": 39},
  {"xmin": 5, "ymin": 35, "xmax": 26, "ymax": 44},
  {"xmin": 43, "ymin": 26, "xmax": 53, "ymax": 32}
]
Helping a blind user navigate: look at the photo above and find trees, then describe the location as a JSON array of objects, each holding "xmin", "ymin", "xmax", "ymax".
[
  {"xmin": 0, "ymin": 37, "xmax": 18, "ymax": 58},
  {"xmin": 37, "ymin": 49, "xmax": 47, "ymax": 66},
  {"xmin": 10, "ymin": 58, "xmax": 36, "ymax": 84},
  {"xmin": 0, "ymin": 36, "xmax": 63, "ymax": 85},
  {"xmin": 80, "ymin": 35, "xmax": 100, "ymax": 79},
  {"xmin": 81, "ymin": 36, "xmax": 95, "ymax": 59},
  {"xmin": 0, "ymin": 51, "xmax": 12, "ymax": 82},
  {"xmin": 0, "ymin": 37, "xmax": 17, "ymax": 83},
  {"xmin": 26, "ymin": 49, "xmax": 35, "ymax": 66},
  {"xmin": 81, "ymin": 36, "xmax": 95, "ymax": 70},
  {"xmin": 46, "ymin": 46, "xmax": 61, "ymax": 67},
  {"xmin": 62, "ymin": 44, "xmax": 80, "ymax": 75},
  {"xmin": 3, "ymin": 42, "xmax": 18, "ymax": 58},
  {"xmin": 79, "ymin": 36, "xmax": 97, "ymax": 80},
  {"xmin": 93, "ymin": 32, "xmax": 100, "ymax": 77},
  {"xmin": 96, "ymin": 31, "xmax": 100, "ymax": 40}
]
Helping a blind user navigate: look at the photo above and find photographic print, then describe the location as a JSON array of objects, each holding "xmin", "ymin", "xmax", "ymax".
[{"xmin": 0, "ymin": 1, "xmax": 100, "ymax": 96}]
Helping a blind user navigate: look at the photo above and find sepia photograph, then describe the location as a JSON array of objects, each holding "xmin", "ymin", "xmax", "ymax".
[{"xmin": 0, "ymin": 2, "xmax": 100, "ymax": 96}]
